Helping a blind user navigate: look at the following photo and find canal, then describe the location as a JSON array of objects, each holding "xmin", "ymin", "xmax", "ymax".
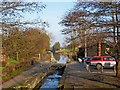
[
  {"xmin": 39, "ymin": 54, "xmax": 67, "ymax": 89},
  {"xmin": 39, "ymin": 69, "xmax": 63, "ymax": 90}
]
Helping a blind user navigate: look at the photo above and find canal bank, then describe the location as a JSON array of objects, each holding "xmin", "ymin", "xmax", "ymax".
[
  {"xmin": 1, "ymin": 60, "xmax": 66, "ymax": 89},
  {"xmin": 1, "ymin": 61, "xmax": 52, "ymax": 89},
  {"xmin": 37, "ymin": 64, "xmax": 65, "ymax": 89},
  {"xmin": 58, "ymin": 61, "xmax": 120, "ymax": 89},
  {"xmin": 2, "ymin": 56, "xmax": 120, "ymax": 89}
]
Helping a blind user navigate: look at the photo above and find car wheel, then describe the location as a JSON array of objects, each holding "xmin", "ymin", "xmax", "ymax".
[{"xmin": 96, "ymin": 64, "xmax": 102, "ymax": 70}]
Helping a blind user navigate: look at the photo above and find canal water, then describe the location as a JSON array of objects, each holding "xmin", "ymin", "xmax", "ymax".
[
  {"xmin": 39, "ymin": 70, "xmax": 62, "ymax": 90},
  {"xmin": 39, "ymin": 55, "xmax": 67, "ymax": 89},
  {"xmin": 52, "ymin": 54, "xmax": 68, "ymax": 64}
]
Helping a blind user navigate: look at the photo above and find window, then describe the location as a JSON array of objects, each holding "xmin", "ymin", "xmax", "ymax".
[
  {"xmin": 103, "ymin": 58, "xmax": 109, "ymax": 60},
  {"xmin": 109, "ymin": 57, "xmax": 115, "ymax": 60},
  {"xmin": 103, "ymin": 57, "xmax": 115, "ymax": 61},
  {"xmin": 92, "ymin": 57, "xmax": 101, "ymax": 60}
]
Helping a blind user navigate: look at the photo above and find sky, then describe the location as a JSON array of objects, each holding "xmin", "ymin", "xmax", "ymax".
[
  {"xmin": 24, "ymin": 0, "xmax": 77, "ymax": 2},
  {"xmin": 40, "ymin": 2, "xmax": 76, "ymax": 46},
  {"xmin": 17, "ymin": 1, "xmax": 76, "ymax": 47},
  {"xmin": 0, "ymin": 0, "xmax": 76, "ymax": 47}
]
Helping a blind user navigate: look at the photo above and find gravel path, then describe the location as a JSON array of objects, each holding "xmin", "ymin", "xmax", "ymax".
[{"xmin": 62, "ymin": 61, "xmax": 120, "ymax": 89}]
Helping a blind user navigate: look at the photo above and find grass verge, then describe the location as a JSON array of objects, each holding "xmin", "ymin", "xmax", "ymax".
[{"xmin": 2, "ymin": 65, "xmax": 31, "ymax": 83}]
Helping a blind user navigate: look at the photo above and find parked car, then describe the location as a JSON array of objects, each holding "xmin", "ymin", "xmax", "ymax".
[
  {"xmin": 90, "ymin": 56, "xmax": 117, "ymax": 70},
  {"xmin": 84, "ymin": 57, "xmax": 91, "ymax": 64},
  {"xmin": 82, "ymin": 57, "xmax": 91, "ymax": 62},
  {"xmin": 78, "ymin": 58, "xmax": 82, "ymax": 63}
]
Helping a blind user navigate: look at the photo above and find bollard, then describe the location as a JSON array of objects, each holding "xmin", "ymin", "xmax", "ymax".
[
  {"xmin": 101, "ymin": 66, "xmax": 103, "ymax": 73},
  {"xmin": 86, "ymin": 64, "xmax": 91, "ymax": 72}
]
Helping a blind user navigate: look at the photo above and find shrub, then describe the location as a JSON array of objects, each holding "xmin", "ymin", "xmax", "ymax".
[{"xmin": 1, "ymin": 61, "xmax": 7, "ymax": 67}]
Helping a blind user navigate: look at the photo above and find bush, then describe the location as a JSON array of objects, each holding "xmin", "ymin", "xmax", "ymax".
[{"xmin": 1, "ymin": 61, "xmax": 7, "ymax": 67}]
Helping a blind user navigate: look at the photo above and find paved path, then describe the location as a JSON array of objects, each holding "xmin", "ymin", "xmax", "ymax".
[
  {"xmin": 1, "ymin": 61, "xmax": 52, "ymax": 89},
  {"xmin": 62, "ymin": 61, "xmax": 120, "ymax": 89}
]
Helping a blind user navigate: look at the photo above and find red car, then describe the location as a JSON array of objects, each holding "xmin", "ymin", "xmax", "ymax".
[{"xmin": 90, "ymin": 56, "xmax": 117, "ymax": 70}]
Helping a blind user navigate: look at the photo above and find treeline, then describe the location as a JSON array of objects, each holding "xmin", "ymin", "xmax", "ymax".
[
  {"xmin": 1, "ymin": 1, "xmax": 50, "ymax": 62},
  {"xmin": 60, "ymin": 2, "xmax": 120, "ymax": 51},
  {"xmin": 60, "ymin": 1, "xmax": 120, "ymax": 77},
  {"xmin": 2, "ymin": 28, "xmax": 50, "ymax": 62}
]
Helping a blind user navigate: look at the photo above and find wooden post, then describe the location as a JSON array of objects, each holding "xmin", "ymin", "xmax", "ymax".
[
  {"xmin": 16, "ymin": 52, "xmax": 18, "ymax": 61},
  {"xmin": 38, "ymin": 53, "xmax": 41, "ymax": 60}
]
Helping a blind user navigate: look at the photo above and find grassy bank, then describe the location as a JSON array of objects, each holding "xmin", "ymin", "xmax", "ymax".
[
  {"xmin": 2, "ymin": 66, "xmax": 30, "ymax": 82},
  {"xmin": 1, "ymin": 60, "xmax": 34, "ymax": 83}
]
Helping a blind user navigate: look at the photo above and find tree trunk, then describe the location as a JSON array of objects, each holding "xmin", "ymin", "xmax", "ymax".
[
  {"xmin": 117, "ymin": 60, "xmax": 120, "ymax": 78},
  {"xmin": 115, "ymin": 3, "xmax": 120, "ymax": 78},
  {"xmin": 98, "ymin": 41, "xmax": 101, "ymax": 56}
]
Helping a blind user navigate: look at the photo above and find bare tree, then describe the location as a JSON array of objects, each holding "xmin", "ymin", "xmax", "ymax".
[
  {"xmin": 0, "ymin": 0, "xmax": 48, "ymax": 35},
  {"xmin": 60, "ymin": 1, "xmax": 120, "ymax": 77}
]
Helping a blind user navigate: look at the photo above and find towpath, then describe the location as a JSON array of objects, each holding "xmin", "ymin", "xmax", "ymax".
[
  {"xmin": 59, "ymin": 61, "xmax": 120, "ymax": 89},
  {"xmin": 1, "ymin": 61, "xmax": 52, "ymax": 89}
]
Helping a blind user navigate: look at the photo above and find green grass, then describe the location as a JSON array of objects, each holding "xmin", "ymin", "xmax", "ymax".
[
  {"xmin": 2, "ymin": 66, "xmax": 30, "ymax": 82},
  {"xmin": 0, "ymin": 66, "xmax": 5, "ymax": 71},
  {"xmin": 6, "ymin": 60, "xmax": 20, "ymax": 66},
  {"xmin": 63, "ymin": 49, "xmax": 78, "ymax": 53},
  {"xmin": 63, "ymin": 49, "xmax": 73, "ymax": 53},
  {"xmin": 0, "ymin": 60, "xmax": 20, "ymax": 71}
]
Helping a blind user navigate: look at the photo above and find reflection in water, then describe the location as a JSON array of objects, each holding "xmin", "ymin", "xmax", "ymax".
[
  {"xmin": 39, "ymin": 71, "xmax": 62, "ymax": 90},
  {"xmin": 39, "ymin": 55, "xmax": 67, "ymax": 89},
  {"xmin": 54, "ymin": 54, "xmax": 60, "ymax": 61},
  {"xmin": 51, "ymin": 54, "xmax": 68, "ymax": 64},
  {"xmin": 57, "ymin": 55, "xmax": 68, "ymax": 64}
]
